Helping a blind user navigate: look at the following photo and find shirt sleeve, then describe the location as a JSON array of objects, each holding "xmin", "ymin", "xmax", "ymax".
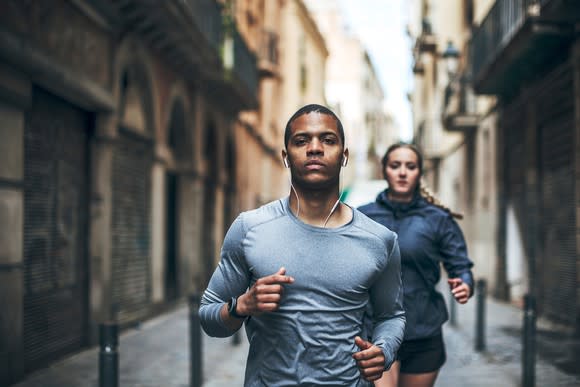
[
  {"xmin": 198, "ymin": 214, "xmax": 251, "ymax": 337},
  {"xmin": 370, "ymin": 235, "xmax": 406, "ymax": 370},
  {"xmin": 438, "ymin": 215, "xmax": 475, "ymax": 294}
]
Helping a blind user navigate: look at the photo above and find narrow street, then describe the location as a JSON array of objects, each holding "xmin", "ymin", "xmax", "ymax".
[{"xmin": 13, "ymin": 296, "xmax": 580, "ymax": 387}]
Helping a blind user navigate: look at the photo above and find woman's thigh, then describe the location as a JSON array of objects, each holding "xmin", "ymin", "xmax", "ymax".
[{"xmin": 399, "ymin": 370, "xmax": 439, "ymax": 387}]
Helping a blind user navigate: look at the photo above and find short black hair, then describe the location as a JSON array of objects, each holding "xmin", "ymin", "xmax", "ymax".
[{"xmin": 284, "ymin": 104, "xmax": 345, "ymax": 148}]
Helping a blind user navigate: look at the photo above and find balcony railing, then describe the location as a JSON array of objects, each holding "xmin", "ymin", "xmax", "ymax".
[
  {"xmin": 257, "ymin": 29, "xmax": 279, "ymax": 77},
  {"xmin": 470, "ymin": 0, "xmax": 576, "ymax": 95},
  {"xmin": 186, "ymin": 0, "xmax": 224, "ymax": 53},
  {"xmin": 442, "ymin": 75, "xmax": 479, "ymax": 132},
  {"xmin": 230, "ymin": 29, "xmax": 258, "ymax": 100},
  {"xmin": 471, "ymin": 0, "xmax": 536, "ymax": 85}
]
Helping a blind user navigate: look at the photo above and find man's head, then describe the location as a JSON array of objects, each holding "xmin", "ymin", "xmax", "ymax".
[
  {"xmin": 281, "ymin": 104, "xmax": 348, "ymax": 190},
  {"xmin": 284, "ymin": 104, "xmax": 345, "ymax": 149}
]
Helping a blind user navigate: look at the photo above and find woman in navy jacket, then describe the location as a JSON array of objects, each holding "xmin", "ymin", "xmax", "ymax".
[{"xmin": 359, "ymin": 143, "xmax": 474, "ymax": 387}]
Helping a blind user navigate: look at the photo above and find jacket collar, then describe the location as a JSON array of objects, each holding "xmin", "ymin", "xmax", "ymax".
[{"xmin": 376, "ymin": 188, "xmax": 425, "ymax": 213}]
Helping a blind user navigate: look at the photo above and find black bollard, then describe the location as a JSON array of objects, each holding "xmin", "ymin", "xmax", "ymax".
[
  {"xmin": 190, "ymin": 293, "xmax": 203, "ymax": 387},
  {"xmin": 474, "ymin": 279, "xmax": 486, "ymax": 351},
  {"xmin": 522, "ymin": 294, "xmax": 536, "ymax": 387},
  {"xmin": 449, "ymin": 292, "xmax": 457, "ymax": 326},
  {"xmin": 99, "ymin": 322, "xmax": 119, "ymax": 387},
  {"xmin": 232, "ymin": 329, "xmax": 241, "ymax": 346}
]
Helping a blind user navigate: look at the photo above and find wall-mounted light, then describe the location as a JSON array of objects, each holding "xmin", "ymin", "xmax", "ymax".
[{"xmin": 442, "ymin": 40, "xmax": 460, "ymax": 77}]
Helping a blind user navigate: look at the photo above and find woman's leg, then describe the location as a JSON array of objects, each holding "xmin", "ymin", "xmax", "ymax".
[
  {"xmin": 398, "ymin": 370, "xmax": 440, "ymax": 387},
  {"xmin": 373, "ymin": 361, "xmax": 400, "ymax": 387}
]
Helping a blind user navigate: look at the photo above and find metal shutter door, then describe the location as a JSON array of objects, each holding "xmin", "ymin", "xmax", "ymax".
[
  {"xmin": 111, "ymin": 130, "xmax": 152, "ymax": 324},
  {"xmin": 23, "ymin": 88, "xmax": 89, "ymax": 371},
  {"xmin": 537, "ymin": 64, "xmax": 576, "ymax": 326}
]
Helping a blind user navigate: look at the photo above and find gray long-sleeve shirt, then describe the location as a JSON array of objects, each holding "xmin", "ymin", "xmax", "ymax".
[{"xmin": 199, "ymin": 197, "xmax": 405, "ymax": 386}]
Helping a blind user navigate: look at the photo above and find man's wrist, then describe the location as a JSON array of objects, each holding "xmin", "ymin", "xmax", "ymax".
[{"xmin": 227, "ymin": 296, "xmax": 247, "ymax": 319}]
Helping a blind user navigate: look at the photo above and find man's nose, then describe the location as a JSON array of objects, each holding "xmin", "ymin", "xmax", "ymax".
[{"xmin": 306, "ymin": 139, "xmax": 323, "ymax": 155}]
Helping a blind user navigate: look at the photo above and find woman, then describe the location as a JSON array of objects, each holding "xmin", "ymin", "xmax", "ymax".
[{"xmin": 358, "ymin": 143, "xmax": 474, "ymax": 387}]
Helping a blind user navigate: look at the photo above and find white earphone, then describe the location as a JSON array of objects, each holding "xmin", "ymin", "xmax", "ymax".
[{"xmin": 283, "ymin": 157, "xmax": 289, "ymax": 168}]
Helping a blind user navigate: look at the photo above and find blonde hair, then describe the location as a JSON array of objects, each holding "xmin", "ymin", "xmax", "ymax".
[{"xmin": 419, "ymin": 185, "xmax": 463, "ymax": 220}]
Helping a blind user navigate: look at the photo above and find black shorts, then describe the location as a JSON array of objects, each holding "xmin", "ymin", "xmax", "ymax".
[{"xmin": 397, "ymin": 334, "xmax": 446, "ymax": 374}]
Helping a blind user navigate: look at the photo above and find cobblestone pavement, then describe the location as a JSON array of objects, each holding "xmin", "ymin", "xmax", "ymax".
[{"xmin": 12, "ymin": 295, "xmax": 580, "ymax": 387}]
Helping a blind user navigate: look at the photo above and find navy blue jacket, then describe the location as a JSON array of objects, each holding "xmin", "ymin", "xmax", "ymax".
[{"xmin": 359, "ymin": 189, "xmax": 474, "ymax": 340}]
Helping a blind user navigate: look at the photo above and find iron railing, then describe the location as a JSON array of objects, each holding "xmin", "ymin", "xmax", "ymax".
[
  {"xmin": 471, "ymin": 0, "xmax": 538, "ymax": 82},
  {"xmin": 259, "ymin": 29, "xmax": 279, "ymax": 67},
  {"xmin": 185, "ymin": 0, "xmax": 224, "ymax": 53},
  {"xmin": 232, "ymin": 29, "xmax": 258, "ymax": 98}
]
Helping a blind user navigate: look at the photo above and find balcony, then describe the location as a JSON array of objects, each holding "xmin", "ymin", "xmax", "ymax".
[
  {"xmin": 112, "ymin": 0, "xmax": 258, "ymax": 110},
  {"xmin": 416, "ymin": 18, "xmax": 437, "ymax": 54},
  {"xmin": 257, "ymin": 29, "xmax": 279, "ymax": 78},
  {"xmin": 470, "ymin": 0, "xmax": 577, "ymax": 96},
  {"xmin": 442, "ymin": 75, "xmax": 479, "ymax": 132}
]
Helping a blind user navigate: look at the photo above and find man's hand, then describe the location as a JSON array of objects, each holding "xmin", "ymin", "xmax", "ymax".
[
  {"xmin": 352, "ymin": 336, "xmax": 385, "ymax": 382},
  {"xmin": 238, "ymin": 267, "xmax": 294, "ymax": 316},
  {"xmin": 448, "ymin": 278, "xmax": 471, "ymax": 304}
]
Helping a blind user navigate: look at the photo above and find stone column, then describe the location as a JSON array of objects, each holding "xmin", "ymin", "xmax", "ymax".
[{"xmin": 88, "ymin": 113, "xmax": 116, "ymax": 343}]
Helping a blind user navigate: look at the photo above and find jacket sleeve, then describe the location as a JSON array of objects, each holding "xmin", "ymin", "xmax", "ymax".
[
  {"xmin": 370, "ymin": 235, "xmax": 406, "ymax": 370},
  {"xmin": 198, "ymin": 214, "xmax": 251, "ymax": 337},
  {"xmin": 438, "ymin": 214, "xmax": 474, "ymax": 294}
]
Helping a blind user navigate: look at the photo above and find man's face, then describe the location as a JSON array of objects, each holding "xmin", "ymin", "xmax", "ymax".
[{"xmin": 283, "ymin": 112, "xmax": 346, "ymax": 190}]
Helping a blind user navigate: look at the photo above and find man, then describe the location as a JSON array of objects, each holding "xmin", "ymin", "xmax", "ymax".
[{"xmin": 199, "ymin": 104, "xmax": 405, "ymax": 386}]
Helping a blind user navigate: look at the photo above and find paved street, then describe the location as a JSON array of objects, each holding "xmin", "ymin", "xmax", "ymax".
[{"xmin": 12, "ymin": 296, "xmax": 580, "ymax": 387}]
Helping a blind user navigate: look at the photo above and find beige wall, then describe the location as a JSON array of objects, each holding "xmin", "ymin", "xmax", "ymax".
[{"xmin": 409, "ymin": 0, "xmax": 500, "ymax": 290}]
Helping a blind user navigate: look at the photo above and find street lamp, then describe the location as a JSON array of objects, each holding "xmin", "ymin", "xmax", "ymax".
[{"xmin": 442, "ymin": 40, "xmax": 460, "ymax": 78}]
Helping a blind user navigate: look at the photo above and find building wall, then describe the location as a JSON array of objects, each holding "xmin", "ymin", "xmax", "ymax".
[
  {"xmin": 304, "ymin": 0, "xmax": 392, "ymax": 187},
  {"xmin": 408, "ymin": 0, "xmax": 500, "ymax": 299},
  {"xmin": 0, "ymin": 0, "xmax": 256, "ymax": 383}
]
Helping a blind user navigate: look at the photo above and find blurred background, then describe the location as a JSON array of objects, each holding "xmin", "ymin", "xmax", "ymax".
[{"xmin": 0, "ymin": 0, "xmax": 579, "ymax": 385}]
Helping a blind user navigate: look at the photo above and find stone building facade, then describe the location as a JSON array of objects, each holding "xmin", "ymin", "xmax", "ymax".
[
  {"xmin": 409, "ymin": 0, "xmax": 580, "ymax": 334},
  {"xmin": 0, "ymin": 0, "xmax": 258, "ymax": 383}
]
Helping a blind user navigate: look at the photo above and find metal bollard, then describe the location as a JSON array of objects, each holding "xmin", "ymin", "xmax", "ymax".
[
  {"xmin": 232, "ymin": 329, "xmax": 241, "ymax": 346},
  {"xmin": 449, "ymin": 292, "xmax": 457, "ymax": 326},
  {"xmin": 190, "ymin": 293, "xmax": 203, "ymax": 387},
  {"xmin": 522, "ymin": 294, "xmax": 536, "ymax": 387},
  {"xmin": 99, "ymin": 322, "xmax": 119, "ymax": 387},
  {"xmin": 474, "ymin": 279, "xmax": 486, "ymax": 351}
]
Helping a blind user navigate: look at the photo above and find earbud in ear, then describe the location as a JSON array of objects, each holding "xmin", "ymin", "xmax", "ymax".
[
  {"xmin": 341, "ymin": 155, "xmax": 348, "ymax": 167},
  {"xmin": 283, "ymin": 157, "xmax": 289, "ymax": 168}
]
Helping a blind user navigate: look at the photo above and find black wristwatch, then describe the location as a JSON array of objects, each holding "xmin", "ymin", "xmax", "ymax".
[{"xmin": 227, "ymin": 296, "xmax": 247, "ymax": 319}]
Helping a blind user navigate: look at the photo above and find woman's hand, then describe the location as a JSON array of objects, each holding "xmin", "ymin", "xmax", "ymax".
[{"xmin": 448, "ymin": 278, "xmax": 471, "ymax": 304}]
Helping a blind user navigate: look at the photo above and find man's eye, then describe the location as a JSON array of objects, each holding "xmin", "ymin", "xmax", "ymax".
[
  {"xmin": 322, "ymin": 138, "xmax": 336, "ymax": 144},
  {"xmin": 294, "ymin": 139, "xmax": 307, "ymax": 146}
]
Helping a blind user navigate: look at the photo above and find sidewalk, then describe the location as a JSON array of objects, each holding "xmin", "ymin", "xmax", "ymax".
[
  {"xmin": 437, "ymin": 293, "xmax": 580, "ymax": 387},
  {"xmin": 12, "ymin": 296, "xmax": 580, "ymax": 387},
  {"xmin": 12, "ymin": 304, "xmax": 248, "ymax": 387}
]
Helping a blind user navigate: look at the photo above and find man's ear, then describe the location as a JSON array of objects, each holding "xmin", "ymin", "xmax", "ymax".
[
  {"xmin": 342, "ymin": 148, "xmax": 349, "ymax": 167},
  {"xmin": 281, "ymin": 150, "xmax": 289, "ymax": 168}
]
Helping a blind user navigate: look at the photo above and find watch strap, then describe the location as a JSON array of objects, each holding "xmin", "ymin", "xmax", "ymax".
[{"xmin": 228, "ymin": 296, "xmax": 247, "ymax": 319}]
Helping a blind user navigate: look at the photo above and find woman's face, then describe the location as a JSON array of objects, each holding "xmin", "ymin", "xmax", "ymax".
[{"xmin": 384, "ymin": 147, "xmax": 421, "ymax": 202}]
